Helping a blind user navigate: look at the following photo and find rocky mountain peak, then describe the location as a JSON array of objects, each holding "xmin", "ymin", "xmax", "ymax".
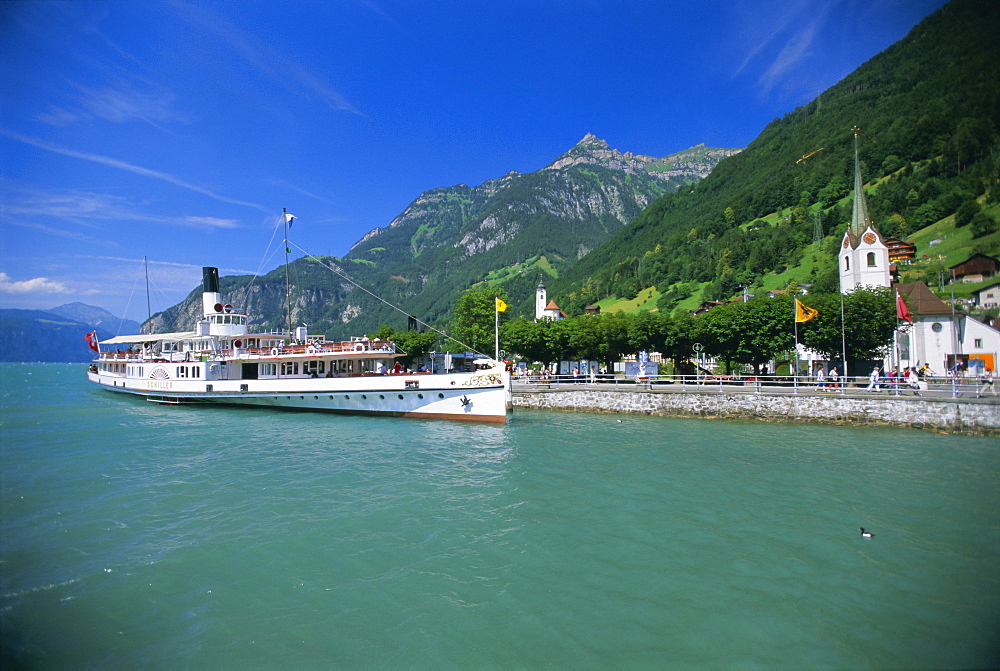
[
  {"xmin": 544, "ymin": 134, "xmax": 740, "ymax": 181},
  {"xmin": 576, "ymin": 133, "xmax": 609, "ymax": 149}
]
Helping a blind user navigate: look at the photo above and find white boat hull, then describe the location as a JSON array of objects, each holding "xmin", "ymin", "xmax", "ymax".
[{"xmin": 87, "ymin": 369, "xmax": 510, "ymax": 423}]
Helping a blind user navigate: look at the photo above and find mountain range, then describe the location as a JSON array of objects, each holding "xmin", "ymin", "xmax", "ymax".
[
  {"xmin": 149, "ymin": 137, "xmax": 739, "ymax": 336},
  {"xmin": 13, "ymin": 0, "xmax": 1000, "ymax": 361},
  {"xmin": 0, "ymin": 304, "xmax": 139, "ymax": 363}
]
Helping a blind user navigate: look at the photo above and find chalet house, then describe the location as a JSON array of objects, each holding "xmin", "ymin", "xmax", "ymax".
[
  {"xmin": 884, "ymin": 237, "xmax": 916, "ymax": 263},
  {"xmin": 975, "ymin": 282, "xmax": 1000, "ymax": 308},
  {"xmin": 949, "ymin": 253, "xmax": 1000, "ymax": 283}
]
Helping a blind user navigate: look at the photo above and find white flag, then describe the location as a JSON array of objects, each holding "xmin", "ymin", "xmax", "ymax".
[{"xmin": 284, "ymin": 213, "xmax": 296, "ymax": 225}]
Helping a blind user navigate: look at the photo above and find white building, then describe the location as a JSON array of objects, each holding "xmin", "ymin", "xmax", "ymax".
[
  {"xmin": 974, "ymin": 282, "xmax": 1000, "ymax": 308},
  {"xmin": 840, "ymin": 128, "xmax": 891, "ymax": 294},
  {"xmin": 830, "ymin": 128, "xmax": 1000, "ymax": 375},
  {"xmin": 896, "ymin": 281, "xmax": 1000, "ymax": 374},
  {"xmin": 534, "ymin": 279, "xmax": 565, "ymax": 321}
]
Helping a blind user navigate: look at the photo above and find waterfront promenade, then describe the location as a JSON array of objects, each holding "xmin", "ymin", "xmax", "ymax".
[{"xmin": 512, "ymin": 375, "xmax": 1000, "ymax": 435}]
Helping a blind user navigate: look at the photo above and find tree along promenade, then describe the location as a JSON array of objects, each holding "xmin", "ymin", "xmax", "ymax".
[{"xmin": 511, "ymin": 374, "xmax": 1000, "ymax": 435}]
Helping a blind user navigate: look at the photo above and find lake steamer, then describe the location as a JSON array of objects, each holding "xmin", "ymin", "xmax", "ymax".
[{"xmin": 87, "ymin": 268, "xmax": 511, "ymax": 423}]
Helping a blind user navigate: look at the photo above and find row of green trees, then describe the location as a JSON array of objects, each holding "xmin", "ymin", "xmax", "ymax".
[{"xmin": 436, "ymin": 285, "xmax": 898, "ymax": 375}]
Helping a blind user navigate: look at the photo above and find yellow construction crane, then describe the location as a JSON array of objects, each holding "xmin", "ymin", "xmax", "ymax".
[{"xmin": 796, "ymin": 147, "xmax": 824, "ymax": 164}]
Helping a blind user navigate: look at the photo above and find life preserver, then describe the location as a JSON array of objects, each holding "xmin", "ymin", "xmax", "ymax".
[
  {"xmin": 306, "ymin": 345, "xmax": 316, "ymax": 355},
  {"xmin": 234, "ymin": 340, "xmax": 243, "ymax": 348},
  {"xmin": 355, "ymin": 343, "xmax": 365, "ymax": 352},
  {"xmin": 271, "ymin": 347, "xmax": 279, "ymax": 356}
]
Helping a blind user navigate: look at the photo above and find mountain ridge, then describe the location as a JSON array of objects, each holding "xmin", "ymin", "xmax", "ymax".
[
  {"xmin": 0, "ymin": 305, "xmax": 135, "ymax": 362},
  {"xmin": 150, "ymin": 134, "xmax": 739, "ymax": 337}
]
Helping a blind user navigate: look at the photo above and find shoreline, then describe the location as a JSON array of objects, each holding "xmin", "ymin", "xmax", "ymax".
[{"xmin": 512, "ymin": 384, "xmax": 1000, "ymax": 436}]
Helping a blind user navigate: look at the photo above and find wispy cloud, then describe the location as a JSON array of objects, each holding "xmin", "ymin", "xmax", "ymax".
[
  {"xmin": 184, "ymin": 216, "xmax": 239, "ymax": 229},
  {"xmin": 166, "ymin": 0, "xmax": 364, "ymax": 116},
  {"xmin": 80, "ymin": 255, "xmax": 255, "ymax": 276},
  {"xmin": 266, "ymin": 179, "xmax": 336, "ymax": 205},
  {"xmin": 733, "ymin": 0, "xmax": 830, "ymax": 98},
  {"xmin": 0, "ymin": 272, "xmax": 69, "ymax": 295},
  {"xmin": 71, "ymin": 79, "xmax": 182, "ymax": 126},
  {"xmin": 3, "ymin": 187, "xmax": 244, "ymax": 245},
  {"xmin": 2, "ymin": 131, "xmax": 269, "ymax": 213},
  {"xmin": 757, "ymin": 19, "xmax": 819, "ymax": 97}
]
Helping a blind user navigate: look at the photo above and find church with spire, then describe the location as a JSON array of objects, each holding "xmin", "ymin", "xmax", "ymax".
[
  {"xmin": 839, "ymin": 127, "xmax": 891, "ymax": 294},
  {"xmin": 834, "ymin": 127, "xmax": 999, "ymax": 376}
]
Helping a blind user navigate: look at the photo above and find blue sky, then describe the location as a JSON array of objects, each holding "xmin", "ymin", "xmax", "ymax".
[{"xmin": 1, "ymin": 0, "xmax": 947, "ymax": 323}]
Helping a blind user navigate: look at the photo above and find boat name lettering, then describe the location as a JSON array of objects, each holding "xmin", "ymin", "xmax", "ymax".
[
  {"xmin": 148, "ymin": 381, "xmax": 173, "ymax": 390},
  {"xmin": 463, "ymin": 374, "xmax": 502, "ymax": 386}
]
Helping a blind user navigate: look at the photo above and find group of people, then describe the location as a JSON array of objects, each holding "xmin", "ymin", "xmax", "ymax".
[
  {"xmin": 863, "ymin": 365, "xmax": 922, "ymax": 395},
  {"xmin": 843, "ymin": 363, "xmax": 995, "ymax": 397},
  {"xmin": 815, "ymin": 366, "xmax": 840, "ymax": 391}
]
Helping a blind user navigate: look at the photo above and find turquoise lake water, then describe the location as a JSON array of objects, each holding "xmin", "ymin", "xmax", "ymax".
[{"xmin": 1, "ymin": 363, "xmax": 998, "ymax": 668}]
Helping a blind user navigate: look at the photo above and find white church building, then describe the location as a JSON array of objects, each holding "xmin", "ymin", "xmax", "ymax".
[
  {"xmin": 535, "ymin": 279, "xmax": 566, "ymax": 321},
  {"xmin": 837, "ymin": 128, "xmax": 999, "ymax": 375}
]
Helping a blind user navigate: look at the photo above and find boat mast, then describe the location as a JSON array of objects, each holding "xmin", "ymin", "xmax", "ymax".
[
  {"xmin": 144, "ymin": 256, "xmax": 151, "ymax": 335},
  {"xmin": 283, "ymin": 208, "xmax": 291, "ymax": 338}
]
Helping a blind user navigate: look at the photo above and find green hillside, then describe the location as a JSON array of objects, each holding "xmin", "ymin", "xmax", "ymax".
[{"xmin": 551, "ymin": 0, "xmax": 999, "ymax": 316}]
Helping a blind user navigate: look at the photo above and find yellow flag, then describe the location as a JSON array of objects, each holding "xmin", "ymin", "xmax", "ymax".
[
  {"xmin": 795, "ymin": 298, "xmax": 818, "ymax": 323},
  {"xmin": 495, "ymin": 297, "xmax": 507, "ymax": 312}
]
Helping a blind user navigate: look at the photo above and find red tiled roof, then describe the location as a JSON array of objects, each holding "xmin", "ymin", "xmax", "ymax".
[{"xmin": 895, "ymin": 281, "xmax": 954, "ymax": 316}]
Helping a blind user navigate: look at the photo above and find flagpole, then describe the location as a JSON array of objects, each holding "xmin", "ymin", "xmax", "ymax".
[
  {"xmin": 283, "ymin": 208, "xmax": 291, "ymax": 338},
  {"xmin": 793, "ymin": 303, "xmax": 799, "ymax": 391},
  {"xmin": 840, "ymin": 292, "xmax": 848, "ymax": 387},
  {"xmin": 144, "ymin": 256, "xmax": 151, "ymax": 335},
  {"xmin": 495, "ymin": 302, "xmax": 500, "ymax": 360}
]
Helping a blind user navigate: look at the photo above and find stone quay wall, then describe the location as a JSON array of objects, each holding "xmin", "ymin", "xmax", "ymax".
[{"xmin": 512, "ymin": 388, "xmax": 1000, "ymax": 435}]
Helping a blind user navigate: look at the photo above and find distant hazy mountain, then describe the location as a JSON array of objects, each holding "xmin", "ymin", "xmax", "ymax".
[
  {"xmin": 0, "ymin": 303, "xmax": 138, "ymax": 362},
  {"xmin": 151, "ymin": 135, "xmax": 739, "ymax": 337},
  {"xmin": 49, "ymin": 302, "xmax": 141, "ymax": 335},
  {"xmin": 0, "ymin": 310, "xmax": 106, "ymax": 362}
]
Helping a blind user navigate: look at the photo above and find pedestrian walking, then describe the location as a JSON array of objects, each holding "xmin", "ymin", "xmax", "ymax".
[
  {"xmin": 977, "ymin": 369, "xmax": 997, "ymax": 398},
  {"xmin": 866, "ymin": 366, "xmax": 881, "ymax": 392}
]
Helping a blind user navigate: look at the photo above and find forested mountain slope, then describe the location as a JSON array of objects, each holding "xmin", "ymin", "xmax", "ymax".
[{"xmin": 551, "ymin": 0, "xmax": 999, "ymax": 315}]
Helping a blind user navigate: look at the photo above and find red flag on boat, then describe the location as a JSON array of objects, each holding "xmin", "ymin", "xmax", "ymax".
[
  {"xmin": 85, "ymin": 331, "xmax": 99, "ymax": 352},
  {"xmin": 896, "ymin": 291, "xmax": 912, "ymax": 323}
]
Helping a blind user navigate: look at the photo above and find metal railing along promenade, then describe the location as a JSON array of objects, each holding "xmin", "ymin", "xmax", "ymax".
[{"xmin": 513, "ymin": 373, "xmax": 997, "ymax": 400}]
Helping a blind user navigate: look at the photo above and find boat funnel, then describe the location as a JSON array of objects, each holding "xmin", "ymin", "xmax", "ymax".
[
  {"xmin": 202, "ymin": 267, "xmax": 222, "ymax": 317},
  {"xmin": 203, "ymin": 267, "xmax": 220, "ymax": 293}
]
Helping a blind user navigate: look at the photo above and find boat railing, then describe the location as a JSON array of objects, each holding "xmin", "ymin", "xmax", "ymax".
[
  {"xmin": 225, "ymin": 340, "xmax": 400, "ymax": 358},
  {"xmin": 98, "ymin": 352, "xmax": 144, "ymax": 362}
]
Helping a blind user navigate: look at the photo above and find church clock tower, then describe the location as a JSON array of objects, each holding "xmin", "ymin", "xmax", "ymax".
[{"xmin": 840, "ymin": 127, "xmax": 891, "ymax": 293}]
